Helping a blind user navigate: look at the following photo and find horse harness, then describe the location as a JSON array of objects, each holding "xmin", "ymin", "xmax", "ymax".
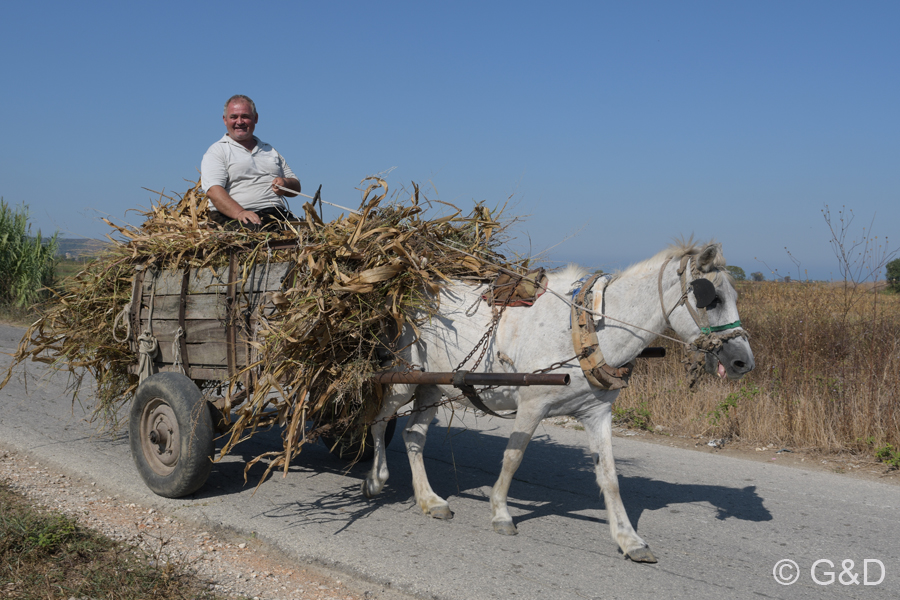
[
  {"xmin": 394, "ymin": 255, "xmax": 749, "ymax": 420},
  {"xmin": 453, "ymin": 255, "xmax": 751, "ymax": 410},
  {"xmin": 482, "ymin": 268, "xmax": 549, "ymax": 307},
  {"xmin": 453, "ymin": 268, "xmax": 551, "ymax": 419},
  {"xmin": 570, "ymin": 273, "xmax": 635, "ymax": 390}
]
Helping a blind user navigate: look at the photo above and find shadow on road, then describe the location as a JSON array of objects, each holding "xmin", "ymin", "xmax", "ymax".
[
  {"xmin": 424, "ymin": 422, "xmax": 773, "ymax": 531},
  {"xmin": 188, "ymin": 416, "xmax": 771, "ymax": 535}
]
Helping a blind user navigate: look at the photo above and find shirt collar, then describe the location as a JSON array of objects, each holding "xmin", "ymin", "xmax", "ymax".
[{"xmin": 220, "ymin": 133, "xmax": 266, "ymax": 152}]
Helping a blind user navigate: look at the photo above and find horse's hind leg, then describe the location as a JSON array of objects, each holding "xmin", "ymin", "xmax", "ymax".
[
  {"xmin": 403, "ymin": 385, "xmax": 452, "ymax": 519},
  {"xmin": 580, "ymin": 401, "xmax": 657, "ymax": 563},
  {"xmin": 363, "ymin": 383, "xmax": 415, "ymax": 498}
]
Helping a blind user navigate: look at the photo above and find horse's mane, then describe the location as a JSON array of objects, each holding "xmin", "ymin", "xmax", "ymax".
[
  {"xmin": 545, "ymin": 239, "xmax": 726, "ymax": 289},
  {"xmin": 619, "ymin": 239, "xmax": 725, "ymax": 278}
]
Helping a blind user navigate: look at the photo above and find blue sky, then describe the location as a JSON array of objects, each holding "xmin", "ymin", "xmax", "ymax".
[{"xmin": 2, "ymin": 1, "xmax": 897, "ymax": 281}]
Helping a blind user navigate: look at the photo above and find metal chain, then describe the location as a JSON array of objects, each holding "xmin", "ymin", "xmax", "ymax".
[
  {"xmin": 384, "ymin": 274, "xmax": 516, "ymax": 378},
  {"xmin": 370, "ymin": 394, "xmax": 460, "ymax": 424},
  {"xmin": 531, "ymin": 354, "xmax": 581, "ymax": 374},
  {"xmin": 453, "ymin": 302, "xmax": 507, "ymax": 372},
  {"xmin": 370, "ymin": 307, "xmax": 508, "ymax": 425}
]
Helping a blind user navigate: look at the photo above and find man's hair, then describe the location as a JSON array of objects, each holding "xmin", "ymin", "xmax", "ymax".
[{"xmin": 223, "ymin": 94, "xmax": 257, "ymax": 117}]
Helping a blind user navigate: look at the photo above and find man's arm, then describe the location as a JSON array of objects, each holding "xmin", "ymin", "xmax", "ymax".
[
  {"xmin": 272, "ymin": 177, "xmax": 301, "ymax": 197},
  {"xmin": 206, "ymin": 185, "xmax": 262, "ymax": 225},
  {"xmin": 201, "ymin": 143, "xmax": 262, "ymax": 225}
]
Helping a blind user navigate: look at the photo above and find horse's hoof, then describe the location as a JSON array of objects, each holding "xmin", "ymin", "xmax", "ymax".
[
  {"xmin": 428, "ymin": 505, "xmax": 453, "ymax": 520},
  {"xmin": 361, "ymin": 480, "xmax": 376, "ymax": 499},
  {"xmin": 492, "ymin": 520, "xmax": 518, "ymax": 536},
  {"xmin": 625, "ymin": 546, "xmax": 657, "ymax": 563}
]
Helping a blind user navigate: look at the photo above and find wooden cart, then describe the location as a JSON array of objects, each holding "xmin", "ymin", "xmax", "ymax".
[
  {"xmin": 124, "ymin": 250, "xmax": 313, "ymax": 498},
  {"xmin": 123, "ymin": 247, "xmax": 623, "ymax": 498}
]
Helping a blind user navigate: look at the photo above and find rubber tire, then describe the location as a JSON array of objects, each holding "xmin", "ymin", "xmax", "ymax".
[
  {"xmin": 129, "ymin": 372, "xmax": 215, "ymax": 498},
  {"xmin": 323, "ymin": 419, "xmax": 397, "ymax": 463}
]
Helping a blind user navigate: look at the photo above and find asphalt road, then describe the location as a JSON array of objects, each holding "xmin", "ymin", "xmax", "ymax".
[{"xmin": 1, "ymin": 323, "xmax": 898, "ymax": 600}]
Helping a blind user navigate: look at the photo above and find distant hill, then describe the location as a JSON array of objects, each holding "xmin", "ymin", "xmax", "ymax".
[{"xmin": 56, "ymin": 238, "xmax": 111, "ymax": 259}]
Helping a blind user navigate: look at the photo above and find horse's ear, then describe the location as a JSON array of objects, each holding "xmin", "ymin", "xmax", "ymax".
[{"xmin": 697, "ymin": 243, "xmax": 723, "ymax": 272}]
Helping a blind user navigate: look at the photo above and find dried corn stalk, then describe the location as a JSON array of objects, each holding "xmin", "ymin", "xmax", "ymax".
[{"xmin": 2, "ymin": 177, "xmax": 521, "ymax": 486}]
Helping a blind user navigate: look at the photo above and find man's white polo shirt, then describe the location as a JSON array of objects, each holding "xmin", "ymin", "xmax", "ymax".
[{"xmin": 200, "ymin": 134, "xmax": 298, "ymax": 213}]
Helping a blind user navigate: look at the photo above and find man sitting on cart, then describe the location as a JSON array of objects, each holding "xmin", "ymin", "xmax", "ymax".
[{"xmin": 201, "ymin": 94, "xmax": 302, "ymax": 231}]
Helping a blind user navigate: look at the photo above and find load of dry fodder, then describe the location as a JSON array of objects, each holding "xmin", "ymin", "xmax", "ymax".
[{"xmin": 2, "ymin": 177, "xmax": 520, "ymax": 484}]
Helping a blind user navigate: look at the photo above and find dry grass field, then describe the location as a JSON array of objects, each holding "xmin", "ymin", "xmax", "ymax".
[{"xmin": 616, "ymin": 281, "xmax": 900, "ymax": 462}]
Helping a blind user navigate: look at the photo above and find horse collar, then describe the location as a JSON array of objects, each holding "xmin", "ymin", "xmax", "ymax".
[{"xmin": 570, "ymin": 273, "xmax": 634, "ymax": 391}]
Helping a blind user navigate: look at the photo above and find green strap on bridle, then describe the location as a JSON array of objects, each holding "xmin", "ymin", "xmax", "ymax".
[{"xmin": 701, "ymin": 320, "xmax": 742, "ymax": 335}]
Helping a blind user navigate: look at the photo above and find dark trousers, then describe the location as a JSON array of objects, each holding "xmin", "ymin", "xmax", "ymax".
[{"xmin": 209, "ymin": 207, "xmax": 298, "ymax": 232}]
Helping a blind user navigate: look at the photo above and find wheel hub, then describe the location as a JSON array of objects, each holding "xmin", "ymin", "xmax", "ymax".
[{"xmin": 139, "ymin": 398, "xmax": 182, "ymax": 475}]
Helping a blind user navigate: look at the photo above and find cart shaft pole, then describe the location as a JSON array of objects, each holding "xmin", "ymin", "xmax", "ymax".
[{"xmin": 369, "ymin": 371, "xmax": 570, "ymax": 386}]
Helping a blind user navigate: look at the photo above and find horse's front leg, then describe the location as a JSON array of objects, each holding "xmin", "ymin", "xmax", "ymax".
[
  {"xmin": 403, "ymin": 385, "xmax": 452, "ymax": 519},
  {"xmin": 363, "ymin": 383, "xmax": 415, "ymax": 498},
  {"xmin": 580, "ymin": 400, "xmax": 657, "ymax": 563},
  {"xmin": 490, "ymin": 399, "xmax": 546, "ymax": 535}
]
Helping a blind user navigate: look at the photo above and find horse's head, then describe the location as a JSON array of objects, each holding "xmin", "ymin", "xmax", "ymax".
[{"xmin": 664, "ymin": 243, "xmax": 755, "ymax": 381}]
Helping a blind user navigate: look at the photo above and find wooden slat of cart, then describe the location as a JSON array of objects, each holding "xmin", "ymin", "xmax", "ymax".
[
  {"xmin": 152, "ymin": 340, "xmax": 247, "ymax": 367},
  {"xmin": 226, "ymin": 253, "xmax": 239, "ymax": 380},
  {"xmin": 128, "ymin": 266, "xmax": 146, "ymax": 355},
  {"xmin": 135, "ymin": 260, "xmax": 293, "ymax": 381}
]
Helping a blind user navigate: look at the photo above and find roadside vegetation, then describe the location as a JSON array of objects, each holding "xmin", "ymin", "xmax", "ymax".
[
  {"xmin": 0, "ymin": 481, "xmax": 218, "ymax": 599},
  {"xmin": 0, "ymin": 203, "xmax": 102, "ymax": 324},
  {"xmin": 619, "ymin": 281, "xmax": 900, "ymax": 459},
  {"xmin": 618, "ymin": 207, "xmax": 899, "ymax": 464},
  {"xmin": 0, "ymin": 200, "xmax": 58, "ymax": 312},
  {"xmin": 887, "ymin": 257, "xmax": 900, "ymax": 293},
  {"xmin": 0, "ymin": 207, "xmax": 217, "ymax": 597}
]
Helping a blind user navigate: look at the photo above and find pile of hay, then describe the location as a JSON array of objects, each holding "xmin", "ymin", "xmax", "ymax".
[{"xmin": 2, "ymin": 177, "xmax": 520, "ymax": 484}]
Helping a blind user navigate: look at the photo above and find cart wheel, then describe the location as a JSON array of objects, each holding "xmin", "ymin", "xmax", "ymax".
[
  {"xmin": 323, "ymin": 419, "xmax": 397, "ymax": 463},
  {"xmin": 129, "ymin": 372, "xmax": 215, "ymax": 498}
]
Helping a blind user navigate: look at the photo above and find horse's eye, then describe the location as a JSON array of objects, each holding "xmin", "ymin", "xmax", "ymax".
[{"xmin": 690, "ymin": 278, "xmax": 719, "ymax": 309}]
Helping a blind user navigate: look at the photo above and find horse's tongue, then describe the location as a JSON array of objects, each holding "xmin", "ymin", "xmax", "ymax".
[{"xmin": 717, "ymin": 362, "xmax": 726, "ymax": 378}]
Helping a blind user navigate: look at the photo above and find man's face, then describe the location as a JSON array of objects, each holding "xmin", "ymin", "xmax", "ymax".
[{"xmin": 223, "ymin": 101, "xmax": 258, "ymax": 144}]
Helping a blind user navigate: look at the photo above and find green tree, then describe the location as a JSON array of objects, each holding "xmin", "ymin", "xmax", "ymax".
[
  {"xmin": 888, "ymin": 258, "xmax": 900, "ymax": 293},
  {"xmin": 750, "ymin": 271, "xmax": 765, "ymax": 282},
  {"xmin": 725, "ymin": 265, "xmax": 746, "ymax": 281},
  {"xmin": 0, "ymin": 199, "xmax": 58, "ymax": 308}
]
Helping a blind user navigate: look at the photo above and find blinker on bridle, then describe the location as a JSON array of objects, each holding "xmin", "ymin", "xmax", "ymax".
[
  {"xmin": 688, "ymin": 277, "xmax": 742, "ymax": 334},
  {"xmin": 658, "ymin": 255, "xmax": 742, "ymax": 337},
  {"xmin": 690, "ymin": 278, "xmax": 718, "ymax": 309}
]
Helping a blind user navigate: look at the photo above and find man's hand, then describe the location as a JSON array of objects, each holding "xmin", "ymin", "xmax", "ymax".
[
  {"xmin": 206, "ymin": 185, "xmax": 261, "ymax": 224},
  {"xmin": 272, "ymin": 177, "xmax": 301, "ymax": 197},
  {"xmin": 236, "ymin": 209, "xmax": 262, "ymax": 225}
]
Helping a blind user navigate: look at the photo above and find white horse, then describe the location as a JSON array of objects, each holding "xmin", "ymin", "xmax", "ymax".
[{"xmin": 363, "ymin": 241, "xmax": 755, "ymax": 563}]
